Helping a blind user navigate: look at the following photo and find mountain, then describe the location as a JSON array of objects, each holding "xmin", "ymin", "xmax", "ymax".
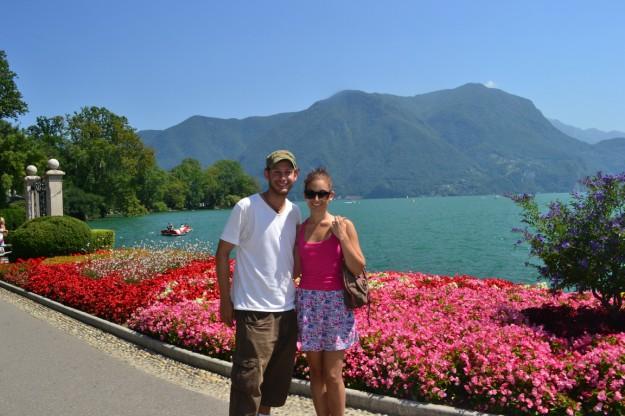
[
  {"xmin": 138, "ymin": 84, "xmax": 625, "ymax": 197},
  {"xmin": 549, "ymin": 119, "xmax": 625, "ymax": 144},
  {"xmin": 138, "ymin": 113, "xmax": 295, "ymax": 169}
]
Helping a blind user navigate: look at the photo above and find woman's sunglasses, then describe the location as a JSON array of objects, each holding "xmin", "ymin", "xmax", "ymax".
[{"xmin": 304, "ymin": 189, "xmax": 331, "ymax": 199}]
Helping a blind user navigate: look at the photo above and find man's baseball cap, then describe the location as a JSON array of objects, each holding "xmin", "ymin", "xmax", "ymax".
[{"xmin": 266, "ymin": 149, "xmax": 297, "ymax": 169}]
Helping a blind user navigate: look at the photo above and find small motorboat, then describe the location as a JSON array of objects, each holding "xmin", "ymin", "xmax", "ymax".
[{"xmin": 161, "ymin": 224, "xmax": 192, "ymax": 236}]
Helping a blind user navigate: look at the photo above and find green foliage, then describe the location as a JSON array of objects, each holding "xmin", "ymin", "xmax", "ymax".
[
  {"xmin": 0, "ymin": 50, "xmax": 28, "ymax": 120},
  {"xmin": 170, "ymin": 158, "xmax": 205, "ymax": 209},
  {"xmin": 25, "ymin": 108, "xmax": 164, "ymax": 217},
  {"xmin": 151, "ymin": 201, "xmax": 168, "ymax": 212},
  {"xmin": 511, "ymin": 172, "xmax": 625, "ymax": 311},
  {"xmin": 135, "ymin": 166, "xmax": 168, "ymax": 211},
  {"xmin": 0, "ymin": 206, "xmax": 26, "ymax": 229},
  {"xmin": 90, "ymin": 229, "xmax": 115, "ymax": 251},
  {"xmin": 161, "ymin": 158, "xmax": 257, "ymax": 210},
  {"xmin": 63, "ymin": 107, "xmax": 158, "ymax": 215},
  {"xmin": 26, "ymin": 115, "xmax": 67, "ymax": 158},
  {"xmin": 64, "ymin": 183, "xmax": 106, "ymax": 220},
  {"xmin": 204, "ymin": 160, "xmax": 259, "ymax": 208},
  {"xmin": 163, "ymin": 177, "xmax": 187, "ymax": 210},
  {"xmin": 0, "ymin": 121, "xmax": 47, "ymax": 207},
  {"xmin": 10, "ymin": 215, "xmax": 92, "ymax": 259}
]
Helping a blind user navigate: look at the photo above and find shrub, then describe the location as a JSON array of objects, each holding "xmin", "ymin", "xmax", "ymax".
[
  {"xmin": 0, "ymin": 206, "xmax": 27, "ymax": 229},
  {"xmin": 90, "ymin": 229, "xmax": 115, "ymax": 251},
  {"xmin": 510, "ymin": 172, "xmax": 625, "ymax": 311},
  {"xmin": 151, "ymin": 201, "xmax": 168, "ymax": 212},
  {"xmin": 10, "ymin": 216, "xmax": 92, "ymax": 259}
]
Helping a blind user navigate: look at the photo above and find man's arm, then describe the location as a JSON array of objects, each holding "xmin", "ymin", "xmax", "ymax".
[{"xmin": 216, "ymin": 239, "xmax": 236, "ymax": 327}]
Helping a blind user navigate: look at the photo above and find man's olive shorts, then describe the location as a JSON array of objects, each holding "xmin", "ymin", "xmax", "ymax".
[{"xmin": 229, "ymin": 309, "xmax": 298, "ymax": 416}]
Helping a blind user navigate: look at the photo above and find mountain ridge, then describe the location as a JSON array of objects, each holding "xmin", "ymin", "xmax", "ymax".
[
  {"xmin": 549, "ymin": 118, "xmax": 625, "ymax": 144},
  {"xmin": 139, "ymin": 84, "xmax": 625, "ymax": 197}
]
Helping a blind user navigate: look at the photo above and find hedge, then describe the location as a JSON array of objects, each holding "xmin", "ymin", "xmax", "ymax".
[
  {"xmin": 90, "ymin": 229, "xmax": 115, "ymax": 251},
  {"xmin": 10, "ymin": 216, "xmax": 92, "ymax": 259}
]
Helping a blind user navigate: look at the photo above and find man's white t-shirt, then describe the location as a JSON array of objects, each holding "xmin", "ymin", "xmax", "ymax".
[{"xmin": 220, "ymin": 193, "xmax": 301, "ymax": 312}]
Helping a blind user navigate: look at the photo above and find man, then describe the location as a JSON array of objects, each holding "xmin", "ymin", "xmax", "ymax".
[{"xmin": 216, "ymin": 150, "xmax": 301, "ymax": 416}]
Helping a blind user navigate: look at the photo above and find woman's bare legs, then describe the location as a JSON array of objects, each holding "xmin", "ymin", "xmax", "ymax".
[
  {"xmin": 323, "ymin": 350, "xmax": 346, "ymax": 416},
  {"xmin": 306, "ymin": 350, "xmax": 346, "ymax": 416},
  {"xmin": 307, "ymin": 351, "xmax": 330, "ymax": 416}
]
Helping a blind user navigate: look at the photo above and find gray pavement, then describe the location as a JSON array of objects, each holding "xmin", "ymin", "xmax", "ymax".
[{"xmin": 0, "ymin": 295, "xmax": 229, "ymax": 416}]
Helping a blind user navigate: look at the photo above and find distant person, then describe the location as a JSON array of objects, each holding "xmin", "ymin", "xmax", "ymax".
[
  {"xmin": 294, "ymin": 168, "xmax": 365, "ymax": 416},
  {"xmin": 216, "ymin": 150, "xmax": 301, "ymax": 416},
  {"xmin": 0, "ymin": 216, "xmax": 7, "ymax": 246}
]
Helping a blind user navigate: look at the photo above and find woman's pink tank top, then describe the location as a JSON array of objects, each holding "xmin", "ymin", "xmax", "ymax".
[{"xmin": 298, "ymin": 222, "xmax": 344, "ymax": 291}]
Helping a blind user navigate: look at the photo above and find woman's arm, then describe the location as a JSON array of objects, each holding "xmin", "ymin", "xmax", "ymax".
[{"xmin": 332, "ymin": 216, "xmax": 366, "ymax": 275}]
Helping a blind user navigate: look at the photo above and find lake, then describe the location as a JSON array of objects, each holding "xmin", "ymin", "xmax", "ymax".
[{"xmin": 87, "ymin": 193, "xmax": 567, "ymax": 285}]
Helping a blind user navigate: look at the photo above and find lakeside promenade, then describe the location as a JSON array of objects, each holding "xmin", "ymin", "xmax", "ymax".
[
  {"xmin": 0, "ymin": 289, "xmax": 229, "ymax": 416},
  {"xmin": 0, "ymin": 287, "xmax": 387, "ymax": 416}
]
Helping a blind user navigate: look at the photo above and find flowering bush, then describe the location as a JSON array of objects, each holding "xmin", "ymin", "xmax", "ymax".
[
  {"xmin": 0, "ymin": 249, "xmax": 220, "ymax": 323},
  {"xmin": 2, "ymin": 251, "xmax": 625, "ymax": 415},
  {"xmin": 511, "ymin": 172, "xmax": 625, "ymax": 311},
  {"xmin": 128, "ymin": 300, "xmax": 236, "ymax": 360}
]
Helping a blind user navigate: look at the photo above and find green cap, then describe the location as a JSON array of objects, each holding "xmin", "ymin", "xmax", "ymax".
[{"xmin": 266, "ymin": 149, "xmax": 297, "ymax": 169}]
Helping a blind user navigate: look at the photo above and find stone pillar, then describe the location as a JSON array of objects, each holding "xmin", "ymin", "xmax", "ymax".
[
  {"xmin": 24, "ymin": 165, "xmax": 41, "ymax": 220},
  {"xmin": 44, "ymin": 159, "xmax": 65, "ymax": 217}
]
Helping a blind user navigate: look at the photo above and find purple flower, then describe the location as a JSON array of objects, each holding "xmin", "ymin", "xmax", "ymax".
[{"xmin": 590, "ymin": 241, "xmax": 601, "ymax": 252}]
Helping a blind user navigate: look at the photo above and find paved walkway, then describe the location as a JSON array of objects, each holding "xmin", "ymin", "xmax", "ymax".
[{"xmin": 0, "ymin": 291, "xmax": 229, "ymax": 416}]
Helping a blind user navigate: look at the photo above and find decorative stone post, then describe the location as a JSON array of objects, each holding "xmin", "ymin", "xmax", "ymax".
[
  {"xmin": 24, "ymin": 165, "xmax": 41, "ymax": 220},
  {"xmin": 44, "ymin": 159, "xmax": 65, "ymax": 217}
]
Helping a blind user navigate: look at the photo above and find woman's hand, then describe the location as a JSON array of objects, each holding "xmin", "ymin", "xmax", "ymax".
[{"xmin": 331, "ymin": 216, "xmax": 349, "ymax": 241}]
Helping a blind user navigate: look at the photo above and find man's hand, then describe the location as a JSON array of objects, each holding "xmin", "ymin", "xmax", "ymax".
[
  {"xmin": 216, "ymin": 239, "xmax": 236, "ymax": 327},
  {"xmin": 220, "ymin": 298, "xmax": 234, "ymax": 327}
]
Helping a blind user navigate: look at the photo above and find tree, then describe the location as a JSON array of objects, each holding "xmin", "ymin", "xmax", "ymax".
[
  {"xmin": 26, "ymin": 115, "xmax": 67, "ymax": 157},
  {"xmin": 0, "ymin": 50, "xmax": 28, "ymax": 120},
  {"xmin": 163, "ymin": 177, "xmax": 187, "ymax": 210},
  {"xmin": 170, "ymin": 158, "xmax": 205, "ymax": 209},
  {"xmin": 63, "ymin": 106, "xmax": 158, "ymax": 216},
  {"xmin": 203, "ymin": 160, "xmax": 258, "ymax": 208},
  {"xmin": 135, "ymin": 166, "xmax": 168, "ymax": 211},
  {"xmin": 511, "ymin": 172, "xmax": 625, "ymax": 311},
  {"xmin": 0, "ymin": 120, "xmax": 47, "ymax": 207},
  {"xmin": 63, "ymin": 183, "xmax": 106, "ymax": 220}
]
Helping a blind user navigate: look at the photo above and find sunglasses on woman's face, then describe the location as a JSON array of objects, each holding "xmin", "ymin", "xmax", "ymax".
[{"xmin": 304, "ymin": 189, "xmax": 331, "ymax": 199}]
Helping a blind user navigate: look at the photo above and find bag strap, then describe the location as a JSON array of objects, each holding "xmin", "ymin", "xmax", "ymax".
[{"xmin": 363, "ymin": 268, "xmax": 371, "ymax": 325}]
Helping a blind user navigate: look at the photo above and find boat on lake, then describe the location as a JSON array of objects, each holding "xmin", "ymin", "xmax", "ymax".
[{"xmin": 161, "ymin": 224, "xmax": 192, "ymax": 236}]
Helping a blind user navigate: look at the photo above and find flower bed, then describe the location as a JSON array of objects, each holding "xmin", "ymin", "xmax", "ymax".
[{"xmin": 1, "ymin": 250, "xmax": 624, "ymax": 415}]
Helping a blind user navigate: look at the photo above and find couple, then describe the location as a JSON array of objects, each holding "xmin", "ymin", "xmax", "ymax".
[{"xmin": 216, "ymin": 150, "xmax": 366, "ymax": 416}]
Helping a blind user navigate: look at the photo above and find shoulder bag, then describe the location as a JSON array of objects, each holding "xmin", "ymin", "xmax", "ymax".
[{"xmin": 342, "ymin": 263, "xmax": 368, "ymax": 309}]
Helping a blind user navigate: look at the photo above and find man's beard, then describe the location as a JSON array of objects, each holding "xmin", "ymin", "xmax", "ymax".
[{"xmin": 268, "ymin": 181, "xmax": 292, "ymax": 195}]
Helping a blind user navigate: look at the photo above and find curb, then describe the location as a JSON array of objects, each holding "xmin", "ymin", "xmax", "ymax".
[{"xmin": 0, "ymin": 279, "xmax": 496, "ymax": 416}]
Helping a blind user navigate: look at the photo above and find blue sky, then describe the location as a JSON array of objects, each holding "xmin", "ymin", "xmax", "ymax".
[{"xmin": 2, "ymin": 0, "xmax": 625, "ymax": 132}]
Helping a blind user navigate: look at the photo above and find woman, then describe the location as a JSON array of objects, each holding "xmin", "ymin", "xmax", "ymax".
[
  {"xmin": 294, "ymin": 168, "xmax": 366, "ymax": 416},
  {"xmin": 0, "ymin": 217, "xmax": 7, "ymax": 245}
]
